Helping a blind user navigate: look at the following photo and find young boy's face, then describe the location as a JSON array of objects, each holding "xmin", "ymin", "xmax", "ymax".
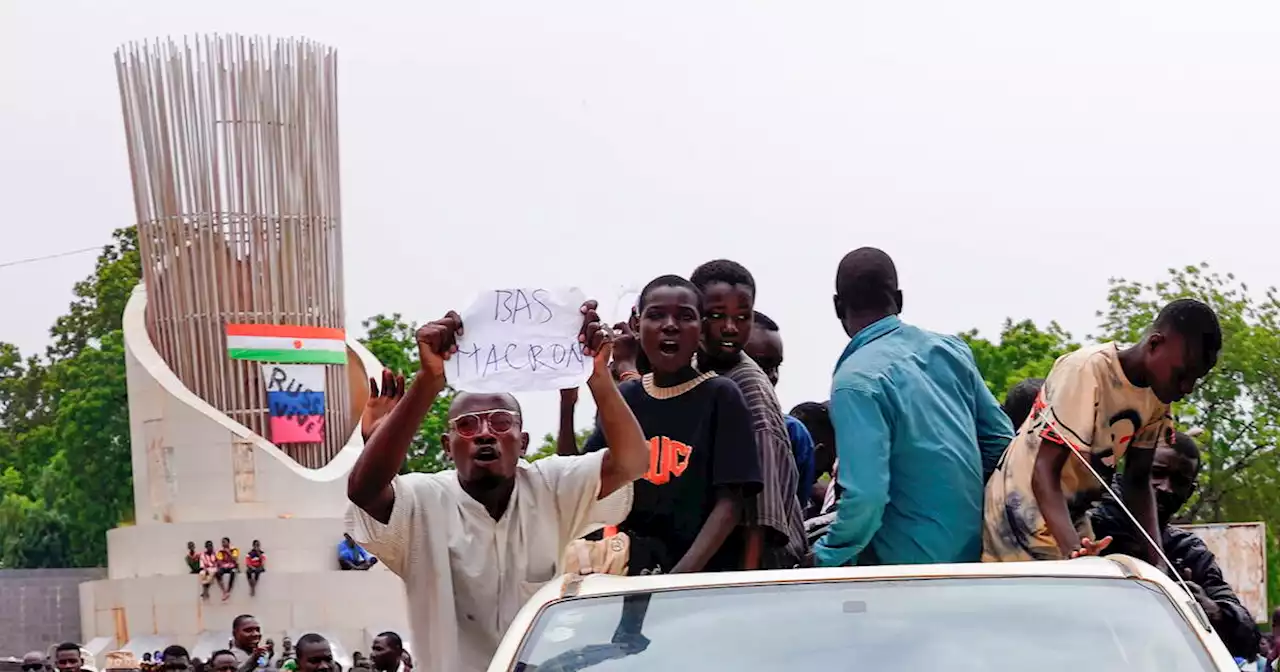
[
  {"xmin": 638, "ymin": 285, "xmax": 701, "ymax": 374},
  {"xmin": 1145, "ymin": 331, "xmax": 1215, "ymax": 404},
  {"xmin": 701, "ymin": 281, "xmax": 754, "ymax": 364},
  {"xmin": 1151, "ymin": 444, "xmax": 1198, "ymax": 525},
  {"xmin": 744, "ymin": 328, "xmax": 783, "ymax": 387}
]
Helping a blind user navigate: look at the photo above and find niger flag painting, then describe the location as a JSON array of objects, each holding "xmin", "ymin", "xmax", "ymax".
[{"xmin": 225, "ymin": 324, "xmax": 347, "ymax": 364}]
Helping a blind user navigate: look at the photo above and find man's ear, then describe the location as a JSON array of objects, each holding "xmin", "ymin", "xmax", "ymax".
[
  {"xmin": 1147, "ymin": 331, "xmax": 1166, "ymax": 352},
  {"xmin": 439, "ymin": 433, "xmax": 452, "ymax": 461},
  {"xmin": 520, "ymin": 432, "xmax": 530, "ymax": 453},
  {"xmin": 832, "ymin": 294, "xmax": 842, "ymax": 320},
  {"xmin": 893, "ymin": 289, "xmax": 904, "ymax": 315}
]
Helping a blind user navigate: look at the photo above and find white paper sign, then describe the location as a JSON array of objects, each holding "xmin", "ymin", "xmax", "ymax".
[{"xmin": 450, "ymin": 287, "xmax": 591, "ymax": 393}]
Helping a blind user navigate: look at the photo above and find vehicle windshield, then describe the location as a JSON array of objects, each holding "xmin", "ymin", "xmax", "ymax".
[{"xmin": 511, "ymin": 576, "xmax": 1215, "ymax": 671}]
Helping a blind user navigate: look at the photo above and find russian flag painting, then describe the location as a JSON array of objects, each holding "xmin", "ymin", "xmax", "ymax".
[
  {"xmin": 261, "ymin": 364, "xmax": 326, "ymax": 443},
  {"xmin": 228, "ymin": 323, "xmax": 347, "ymax": 364}
]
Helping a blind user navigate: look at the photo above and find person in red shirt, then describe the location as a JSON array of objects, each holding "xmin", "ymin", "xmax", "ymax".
[
  {"xmin": 215, "ymin": 537, "xmax": 240, "ymax": 601},
  {"xmin": 198, "ymin": 540, "xmax": 218, "ymax": 600},
  {"xmin": 245, "ymin": 540, "xmax": 266, "ymax": 597}
]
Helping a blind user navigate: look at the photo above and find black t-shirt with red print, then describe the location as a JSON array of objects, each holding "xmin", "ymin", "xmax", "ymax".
[{"xmin": 584, "ymin": 374, "xmax": 761, "ymax": 574}]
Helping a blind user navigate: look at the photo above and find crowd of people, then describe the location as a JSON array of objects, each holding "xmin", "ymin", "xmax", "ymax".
[
  {"xmin": 184, "ymin": 539, "xmax": 266, "ymax": 599},
  {"xmin": 24, "ymin": 617, "xmax": 409, "ymax": 672},
  {"xmin": 8, "ymin": 246, "xmax": 1261, "ymax": 671},
  {"xmin": 181, "ymin": 534, "xmax": 380, "ymax": 599},
  {"xmin": 344, "ymin": 246, "xmax": 1264, "ymax": 671}
]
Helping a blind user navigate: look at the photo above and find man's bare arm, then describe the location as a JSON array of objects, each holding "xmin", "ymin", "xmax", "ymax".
[
  {"xmin": 347, "ymin": 312, "xmax": 459, "ymax": 523},
  {"xmin": 741, "ymin": 527, "xmax": 763, "ymax": 570},
  {"xmin": 1120, "ymin": 446, "xmax": 1160, "ymax": 566},
  {"xmin": 1030, "ymin": 441, "xmax": 1079, "ymax": 557},
  {"xmin": 578, "ymin": 305, "xmax": 648, "ymax": 497},
  {"xmin": 556, "ymin": 388, "xmax": 580, "ymax": 456}
]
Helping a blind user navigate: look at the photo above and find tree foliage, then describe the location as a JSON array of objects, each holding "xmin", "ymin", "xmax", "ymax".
[
  {"xmin": 358, "ymin": 313, "xmax": 454, "ymax": 474},
  {"xmin": 529, "ymin": 428, "xmax": 594, "ymax": 461},
  {"xmin": 0, "ymin": 227, "xmax": 139, "ymax": 567},
  {"xmin": 960, "ymin": 319, "xmax": 1080, "ymax": 401}
]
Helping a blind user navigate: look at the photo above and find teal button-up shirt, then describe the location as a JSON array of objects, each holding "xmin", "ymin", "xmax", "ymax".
[{"xmin": 813, "ymin": 315, "xmax": 1013, "ymax": 566}]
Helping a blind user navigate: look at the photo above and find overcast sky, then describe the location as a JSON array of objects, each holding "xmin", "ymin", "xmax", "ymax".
[{"xmin": 3, "ymin": 1, "xmax": 1280, "ymax": 443}]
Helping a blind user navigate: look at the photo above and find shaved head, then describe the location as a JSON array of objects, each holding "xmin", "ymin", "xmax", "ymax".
[
  {"xmin": 448, "ymin": 391, "xmax": 521, "ymax": 419},
  {"xmin": 833, "ymin": 247, "xmax": 903, "ymax": 336},
  {"xmin": 835, "ymin": 247, "xmax": 899, "ymax": 312}
]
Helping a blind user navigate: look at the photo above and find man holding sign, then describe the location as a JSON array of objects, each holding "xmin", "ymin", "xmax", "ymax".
[{"xmin": 345, "ymin": 299, "xmax": 648, "ymax": 672}]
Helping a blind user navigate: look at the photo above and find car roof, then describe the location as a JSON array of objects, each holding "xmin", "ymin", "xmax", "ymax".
[
  {"xmin": 557, "ymin": 555, "xmax": 1154, "ymax": 599},
  {"xmin": 490, "ymin": 555, "xmax": 1238, "ymax": 672}
]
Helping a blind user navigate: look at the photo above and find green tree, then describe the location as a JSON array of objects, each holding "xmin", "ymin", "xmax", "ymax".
[
  {"xmin": 47, "ymin": 228, "xmax": 140, "ymax": 360},
  {"xmin": 0, "ymin": 490, "xmax": 73, "ymax": 569},
  {"xmin": 0, "ymin": 227, "xmax": 141, "ymax": 567},
  {"xmin": 960, "ymin": 319, "xmax": 1080, "ymax": 401},
  {"xmin": 358, "ymin": 314, "xmax": 454, "ymax": 473},
  {"xmin": 529, "ymin": 428, "xmax": 594, "ymax": 461}
]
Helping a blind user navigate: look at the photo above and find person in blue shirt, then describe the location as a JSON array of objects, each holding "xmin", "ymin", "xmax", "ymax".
[
  {"xmin": 338, "ymin": 532, "xmax": 378, "ymax": 570},
  {"xmin": 813, "ymin": 247, "xmax": 1014, "ymax": 567},
  {"xmin": 743, "ymin": 310, "xmax": 817, "ymax": 505},
  {"xmin": 791, "ymin": 401, "xmax": 837, "ymax": 517}
]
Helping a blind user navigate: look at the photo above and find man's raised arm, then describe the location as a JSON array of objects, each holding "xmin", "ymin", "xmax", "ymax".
[
  {"xmin": 347, "ymin": 311, "xmax": 460, "ymax": 523},
  {"xmin": 578, "ymin": 301, "xmax": 648, "ymax": 497}
]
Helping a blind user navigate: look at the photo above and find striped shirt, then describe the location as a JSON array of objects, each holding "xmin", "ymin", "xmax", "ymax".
[{"xmin": 702, "ymin": 354, "xmax": 807, "ymax": 567}]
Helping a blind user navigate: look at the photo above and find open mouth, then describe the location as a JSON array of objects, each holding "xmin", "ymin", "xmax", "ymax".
[
  {"xmin": 716, "ymin": 340, "xmax": 741, "ymax": 352},
  {"xmin": 473, "ymin": 445, "xmax": 500, "ymax": 464},
  {"xmin": 658, "ymin": 339, "xmax": 681, "ymax": 355}
]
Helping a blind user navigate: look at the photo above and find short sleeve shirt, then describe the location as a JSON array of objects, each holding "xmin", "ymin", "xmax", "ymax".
[
  {"xmin": 583, "ymin": 373, "xmax": 761, "ymax": 573},
  {"xmin": 710, "ymin": 356, "xmax": 807, "ymax": 568},
  {"xmin": 983, "ymin": 343, "xmax": 1171, "ymax": 561},
  {"xmin": 345, "ymin": 450, "xmax": 632, "ymax": 672}
]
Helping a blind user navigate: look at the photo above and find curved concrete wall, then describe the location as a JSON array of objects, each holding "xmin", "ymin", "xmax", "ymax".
[{"xmin": 123, "ymin": 284, "xmax": 380, "ymax": 524}]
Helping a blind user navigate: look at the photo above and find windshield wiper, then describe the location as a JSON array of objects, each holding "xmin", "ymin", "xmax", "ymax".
[
  {"xmin": 517, "ymin": 593, "xmax": 654, "ymax": 672},
  {"xmin": 520, "ymin": 633, "xmax": 650, "ymax": 672}
]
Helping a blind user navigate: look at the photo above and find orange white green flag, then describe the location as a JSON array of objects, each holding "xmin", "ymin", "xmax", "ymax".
[{"xmin": 225, "ymin": 324, "xmax": 346, "ymax": 364}]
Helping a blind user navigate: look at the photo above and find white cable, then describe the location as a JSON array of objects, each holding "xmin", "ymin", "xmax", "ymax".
[
  {"xmin": 0, "ymin": 245, "xmax": 100, "ymax": 269},
  {"xmin": 1040, "ymin": 414, "xmax": 1200, "ymax": 603}
]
